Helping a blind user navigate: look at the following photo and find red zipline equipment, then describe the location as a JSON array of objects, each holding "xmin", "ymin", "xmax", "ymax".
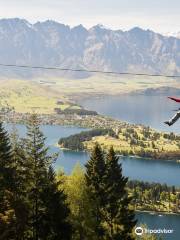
[{"xmin": 168, "ymin": 97, "xmax": 180, "ymax": 103}]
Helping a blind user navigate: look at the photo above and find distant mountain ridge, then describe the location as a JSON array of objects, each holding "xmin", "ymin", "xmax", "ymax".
[
  {"xmin": 130, "ymin": 87, "xmax": 180, "ymax": 96},
  {"xmin": 0, "ymin": 18, "xmax": 179, "ymax": 78}
]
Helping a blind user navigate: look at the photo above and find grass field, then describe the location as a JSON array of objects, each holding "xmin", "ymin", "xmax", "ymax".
[
  {"xmin": 0, "ymin": 79, "xmax": 80, "ymax": 114},
  {"xmin": 34, "ymin": 74, "xmax": 179, "ymax": 99},
  {"xmin": 83, "ymin": 126, "xmax": 180, "ymax": 157}
]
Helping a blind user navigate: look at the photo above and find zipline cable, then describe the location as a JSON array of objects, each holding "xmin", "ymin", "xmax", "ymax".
[{"xmin": 0, "ymin": 63, "xmax": 179, "ymax": 78}]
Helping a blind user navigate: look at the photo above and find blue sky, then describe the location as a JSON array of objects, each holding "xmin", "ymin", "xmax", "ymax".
[{"xmin": 0, "ymin": 0, "xmax": 180, "ymax": 33}]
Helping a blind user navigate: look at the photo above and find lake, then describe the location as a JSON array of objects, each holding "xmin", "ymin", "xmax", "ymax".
[
  {"xmin": 5, "ymin": 94, "xmax": 180, "ymax": 240},
  {"xmin": 6, "ymin": 124, "xmax": 180, "ymax": 186},
  {"xmin": 79, "ymin": 95, "xmax": 180, "ymax": 133}
]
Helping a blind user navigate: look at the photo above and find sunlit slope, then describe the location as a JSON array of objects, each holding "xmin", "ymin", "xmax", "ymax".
[
  {"xmin": 0, "ymin": 79, "xmax": 73, "ymax": 114},
  {"xmin": 35, "ymin": 75, "xmax": 178, "ymax": 99},
  {"xmin": 80, "ymin": 127, "xmax": 180, "ymax": 159}
]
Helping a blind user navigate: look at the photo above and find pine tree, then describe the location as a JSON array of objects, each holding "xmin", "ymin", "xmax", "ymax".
[
  {"xmin": 0, "ymin": 122, "xmax": 14, "ymax": 202},
  {"xmin": 10, "ymin": 130, "xmax": 32, "ymax": 239},
  {"xmin": 40, "ymin": 166, "xmax": 72, "ymax": 240},
  {"xmin": 85, "ymin": 143, "xmax": 107, "ymax": 239},
  {"xmin": 23, "ymin": 115, "xmax": 49, "ymax": 239},
  {"xmin": 24, "ymin": 114, "xmax": 72, "ymax": 239},
  {"xmin": 0, "ymin": 122, "xmax": 16, "ymax": 239},
  {"xmin": 85, "ymin": 144, "xmax": 137, "ymax": 240},
  {"xmin": 105, "ymin": 146, "xmax": 137, "ymax": 240}
]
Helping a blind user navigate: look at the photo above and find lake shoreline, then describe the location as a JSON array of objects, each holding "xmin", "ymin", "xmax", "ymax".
[
  {"xmin": 57, "ymin": 144, "xmax": 180, "ymax": 163},
  {"xmin": 135, "ymin": 209, "xmax": 180, "ymax": 216},
  {"xmin": 3, "ymin": 110, "xmax": 180, "ymax": 162},
  {"xmin": 120, "ymin": 154, "xmax": 180, "ymax": 163},
  {"xmin": 58, "ymin": 143, "xmax": 180, "ymax": 164}
]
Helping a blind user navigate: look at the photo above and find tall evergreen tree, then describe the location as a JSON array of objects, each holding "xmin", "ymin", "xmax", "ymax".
[
  {"xmin": 105, "ymin": 146, "xmax": 137, "ymax": 240},
  {"xmin": 24, "ymin": 114, "xmax": 71, "ymax": 239},
  {"xmin": 40, "ymin": 166, "xmax": 72, "ymax": 240},
  {"xmin": 85, "ymin": 143, "xmax": 107, "ymax": 239},
  {"xmin": 0, "ymin": 122, "xmax": 16, "ymax": 239},
  {"xmin": 23, "ymin": 115, "xmax": 49, "ymax": 239},
  {"xmin": 85, "ymin": 144, "xmax": 137, "ymax": 240},
  {"xmin": 0, "ymin": 122, "xmax": 14, "ymax": 201},
  {"xmin": 10, "ymin": 130, "xmax": 32, "ymax": 239}
]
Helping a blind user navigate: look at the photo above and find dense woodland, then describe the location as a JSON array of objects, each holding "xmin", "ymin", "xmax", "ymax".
[
  {"xmin": 127, "ymin": 181, "xmax": 180, "ymax": 213},
  {"xmin": 59, "ymin": 129, "xmax": 116, "ymax": 151},
  {"xmin": 58, "ymin": 127, "xmax": 180, "ymax": 160},
  {"xmin": 0, "ymin": 116, "xmax": 132, "ymax": 240},
  {"xmin": 0, "ymin": 115, "xmax": 72, "ymax": 240},
  {"xmin": 0, "ymin": 115, "xmax": 166, "ymax": 239}
]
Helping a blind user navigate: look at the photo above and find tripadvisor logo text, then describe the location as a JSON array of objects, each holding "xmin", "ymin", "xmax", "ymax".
[{"xmin": 135, "ymin": 226, "xmax": 174, "ymax": 236}]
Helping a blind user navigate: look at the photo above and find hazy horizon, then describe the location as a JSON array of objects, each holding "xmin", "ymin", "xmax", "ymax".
[{"xmin": 0, "ymin": 0, "xmax": 180, "ymax": 34}]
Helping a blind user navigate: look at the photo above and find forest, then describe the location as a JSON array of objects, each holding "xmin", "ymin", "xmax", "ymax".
[
  {"xmin": 58, "ymin": 128, "xmax": 116, "ymax": 151},
  {"xmin": 58, "ymin": 126, "xmax": 180, "ymax": 160},
  {"xmin": 127, "ymin": 180, "xmax": 180, "ymax": 213},
  {"xmin": 0, "ymin": 115, "xmax": 164, "ymax": 239}
]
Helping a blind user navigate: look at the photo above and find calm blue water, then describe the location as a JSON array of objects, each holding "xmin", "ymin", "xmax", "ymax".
[
  {"xmin": 5, "ymin": 124, "xmax": 88, "ymax": 173},
  {"xmin": 79, "ymin": 95, "xmax": 180, "ymax": 133},
  {"xmin": 6, "ymin": 124, "xmax": 180, "ymax": 186}
]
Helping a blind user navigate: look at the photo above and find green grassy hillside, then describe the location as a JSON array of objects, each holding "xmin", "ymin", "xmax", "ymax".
[
  {"xmin": 0, "ymin": 79, "xmax": 80, "ymax": 114},
  {"xmin": 59, "ymin": 126, "xmax": 180, "ymax": 160}
]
